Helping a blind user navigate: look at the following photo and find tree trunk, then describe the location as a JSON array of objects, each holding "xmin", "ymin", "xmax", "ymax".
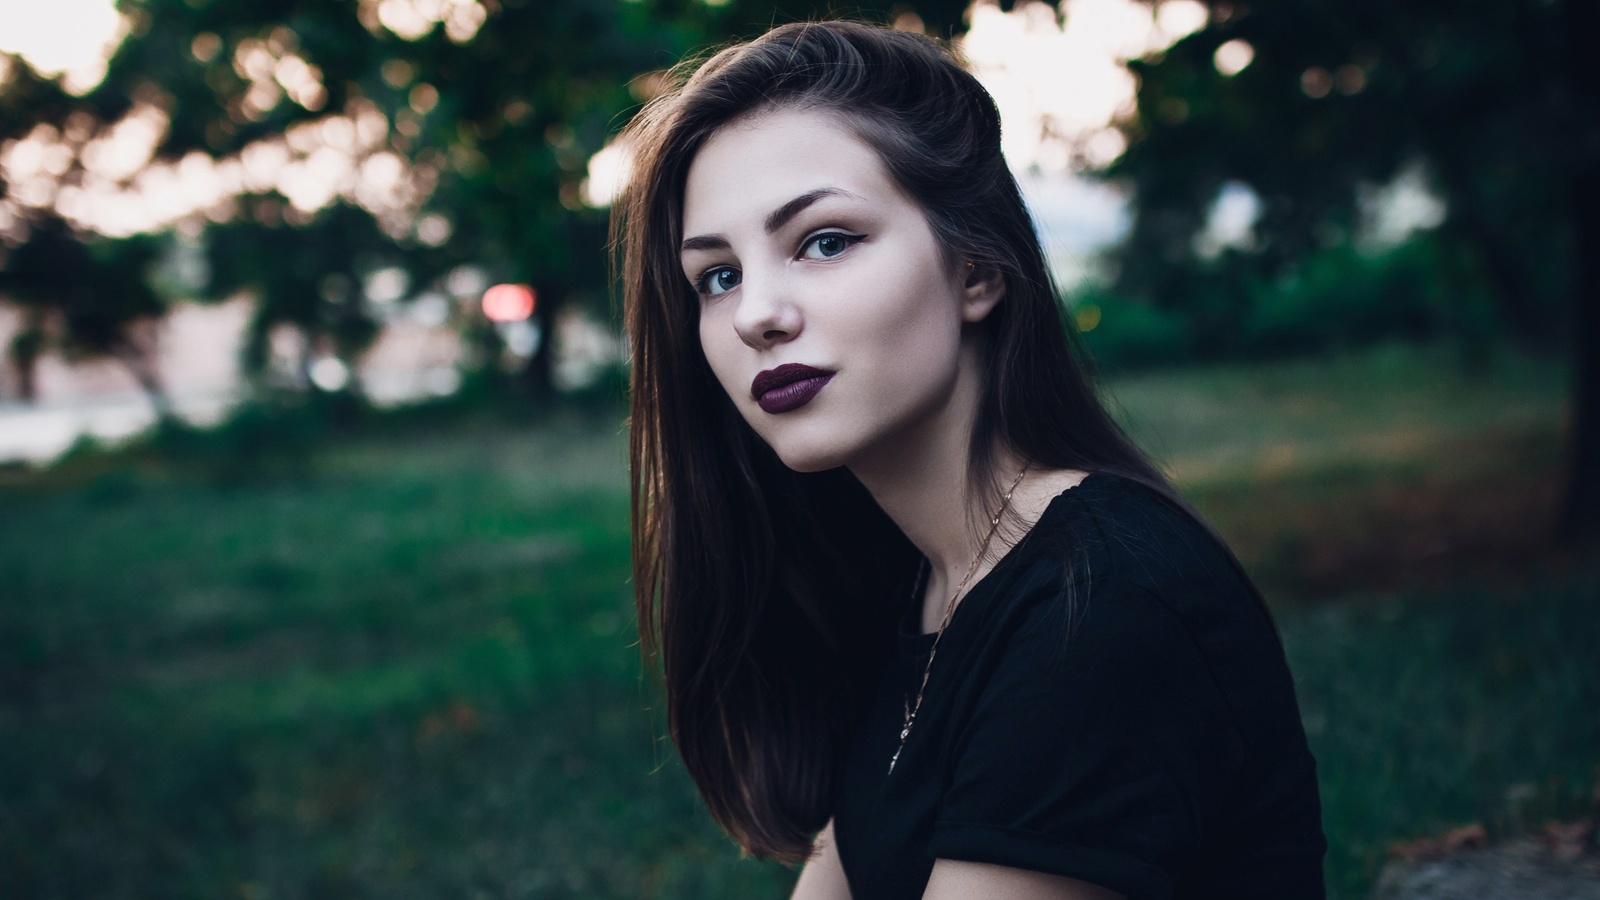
[
  {"xmin": 1558, "ymin": 0, "xmax": 1600, "ymax": 542},
  {"xmin": 7, "ymin": 323, "xmax": 43, "ymax": 403},
  {"xmin": 15, "ymin": 359, "xmax": 36, "ymax": 402},
  {"xmin": 1560, "ymin": 181, "xmax": 1600, "ymax": 540},
  {"xmin": 516, "ymin": 284, "xmax": 557, "ymax": 405},
  {"xmin": 112, "ymin": 340, "xmax": 175, "ymax": 424},
  {"xmin": 9, "ymin": 349, "xmax": 38, "ymax": 404}
]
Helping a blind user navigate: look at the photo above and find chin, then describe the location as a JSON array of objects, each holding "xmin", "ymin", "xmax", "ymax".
[
  {"xmin": 756, "ymin": 427, "xmax": 854, "ymax": 473},
  {"xmin": 771, "ymin": 443, "xmax": 848, "ymax": 474}
]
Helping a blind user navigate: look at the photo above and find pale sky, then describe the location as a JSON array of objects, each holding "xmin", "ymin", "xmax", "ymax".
[{"xmin": 0, "ymin": 0, "xmax": 125, "ymax": 92}]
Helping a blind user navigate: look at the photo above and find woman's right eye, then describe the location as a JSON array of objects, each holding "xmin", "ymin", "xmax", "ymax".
[{"xmin": 697, "ymin": 267, "xmax": 742, "ymax": 297}]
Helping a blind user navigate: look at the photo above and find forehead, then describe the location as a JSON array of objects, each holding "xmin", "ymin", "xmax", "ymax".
[{"xmin": 680, "ymin": 107, "xmax": 900, "ymax": 235}]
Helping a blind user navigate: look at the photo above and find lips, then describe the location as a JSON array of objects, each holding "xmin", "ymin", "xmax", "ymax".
[{"xmin": 751, "ymin": 363, "xmax": 835, "ymax": 414}]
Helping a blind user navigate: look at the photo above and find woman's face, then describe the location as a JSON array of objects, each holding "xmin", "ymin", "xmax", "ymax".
[{"xmin": 680, "ymin": 107, "xmax": 999, "ymax": 473}]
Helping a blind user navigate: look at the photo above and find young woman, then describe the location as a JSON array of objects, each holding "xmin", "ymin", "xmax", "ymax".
[{"xmin": 616, "ymin": 20, "xmax": 1326, "ymax": 900}]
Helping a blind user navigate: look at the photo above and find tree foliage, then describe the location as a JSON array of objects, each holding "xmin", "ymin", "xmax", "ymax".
[
  {"xmin": 1095, "ymin": 0, "xmax": 1599, "ymax": 538},
  {"xmin": 1109, "ymin": 0, "xmax": 1581, "ymax": 341},
  {"xmin": 0, "ymin": 0, "xmax": 969, "ymax": 406}
]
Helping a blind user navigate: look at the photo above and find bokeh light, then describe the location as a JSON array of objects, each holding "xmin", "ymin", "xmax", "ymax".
[
  {"xmin": 1213, "ymin": 38, "xmax": 1254, "ymax": 77},
  {"xmin": 481, "ymin": 283, "xmax": 535, "ymax": 322}
]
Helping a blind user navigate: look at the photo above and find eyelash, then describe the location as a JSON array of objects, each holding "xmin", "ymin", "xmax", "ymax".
[
  {"xmin": 800, "ymin": 229, "xmax": 866, "ymax": 259},
  {"xmin": 692, "ymin": 230, "xmax": 867, "ymax": 297}
]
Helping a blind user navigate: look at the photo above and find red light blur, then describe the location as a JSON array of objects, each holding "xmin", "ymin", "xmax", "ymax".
[{"xmin": 482, "ymin": 283, "xmax": 536, "ymax": 322}]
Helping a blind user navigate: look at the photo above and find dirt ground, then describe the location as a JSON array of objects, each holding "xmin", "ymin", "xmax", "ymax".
[{"xmin": 1374, "ymin": 830, "xmax": 1600, "ymax": 899}]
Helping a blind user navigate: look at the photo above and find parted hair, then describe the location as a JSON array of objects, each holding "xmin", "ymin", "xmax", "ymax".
[{"xmin": 615, "ymin": 20, "xmax": 1175, "ymax": 863}]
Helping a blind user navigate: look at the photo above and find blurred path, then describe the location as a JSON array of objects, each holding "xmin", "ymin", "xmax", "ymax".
[
  {"xmin": 0, "ymin": 392, "xmax": 233, "ymax": 464},
  {"xmin": 0, "ymin": 371, "xmax": 461, "ymax": 465}
]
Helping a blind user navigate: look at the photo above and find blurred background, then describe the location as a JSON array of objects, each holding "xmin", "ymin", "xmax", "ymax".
[{"xmin": 0, "ymin": 0, "xmax": 1595, "ymax": 897}]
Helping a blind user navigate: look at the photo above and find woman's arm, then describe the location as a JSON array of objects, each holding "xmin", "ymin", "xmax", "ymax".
[
  {"xmin": 923, "ymin": 860, "xmax": 1125, "ymax": 900},
  {"xmin": 789, "ymin": 820, "xmax": 853, "ymax": 900}
]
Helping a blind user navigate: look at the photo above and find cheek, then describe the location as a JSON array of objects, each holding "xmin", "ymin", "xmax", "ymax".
[
  {"xmin": 853, "ymin": 265, "xmax": 963, "ymax": 359},
  {"xmin": 697, "ymin": 313, "xmax": 743, "ymax": 401}
]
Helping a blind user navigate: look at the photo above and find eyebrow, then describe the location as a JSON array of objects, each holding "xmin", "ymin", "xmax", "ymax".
[{"xmin": 679, "ymin": 187, "xmax": 858, "ymax": 254}]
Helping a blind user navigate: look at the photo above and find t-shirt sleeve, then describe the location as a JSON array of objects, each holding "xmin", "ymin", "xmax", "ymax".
[{"xmin": 931, "ymin": 572, "xmax": 1244, "ymax": 900}]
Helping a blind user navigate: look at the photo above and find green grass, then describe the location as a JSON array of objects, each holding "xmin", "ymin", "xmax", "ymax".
[
  {"xmin": 1285, "ymin": 583, "xmax": 1600, "ymax": 898},
  {"xmin": 0, "ymin": 345, "xmax": 1593, "ymax": 898},
  {"xmin": 1104, "ymin": 342, "xmax": 1566, "ymax": 488},
  {"xmin": 0, "ymin": 421, "xmax": 789, "ymax": 898}
]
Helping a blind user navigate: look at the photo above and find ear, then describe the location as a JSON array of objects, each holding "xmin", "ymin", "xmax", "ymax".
[{"xmin": 958, "ymin": 261, "xmax": 1005, "ymax": 324}]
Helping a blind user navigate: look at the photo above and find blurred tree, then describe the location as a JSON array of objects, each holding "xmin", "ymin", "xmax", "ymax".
[
  {"xmin": 0, "ymin": 213, "xmax": 171, "ymax": 416},
  {"xmin": 204, "ymin": 203, "xmax": 393, "ymax": 394},
  {"xmin": 0, "ymin": 0, "xmax": 972, "ymax": 411},
  {"xmin": 0, "ymin": 57, "xmax": 174, "ymax": 413},
  {"xmin": 4, "ymin": 0, "xmax": 707, "ymax": 405},
  {"xmin": 1095, "ymin": 0, "xmax": 1599, "ymax": 540}
]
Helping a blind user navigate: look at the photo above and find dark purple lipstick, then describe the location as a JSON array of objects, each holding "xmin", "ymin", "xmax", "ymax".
[{"xmin": 751, "ymin": 363, "xmax": 835, "ymax": 414}]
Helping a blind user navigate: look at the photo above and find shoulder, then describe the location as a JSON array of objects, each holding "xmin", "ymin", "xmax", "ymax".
[
  {"xmin": 1003, "ymin": 472, "xmax": 1273, "ymax": 651},
  {"xmin": 989, "ymin": 473, "xmax": 1321, "ymax": 821},
  {"xmin": 947, "ymin": 472, "xmax": 1253, "ymax": 733},
  {"xmin": 1056, "ymin": 472, "xmax": 1249, "ymax": 594},
  {"xmin": 965, "ymin": 471, "xmax": 1298, "ymax": 748}
]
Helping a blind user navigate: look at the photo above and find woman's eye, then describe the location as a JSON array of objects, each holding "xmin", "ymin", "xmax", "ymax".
[
  {"xmin": 697, "ymin": 266, "xmax": 741, "ymax": 297},
  {"xmin": 800, "ymin": 232, "xmax": 863, "ymax": 260}
]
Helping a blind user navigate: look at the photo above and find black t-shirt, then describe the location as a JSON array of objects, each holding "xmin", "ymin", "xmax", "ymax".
[{"xmin": 831, "ymin": 471, "xmax": 1326, "ymax": 899}]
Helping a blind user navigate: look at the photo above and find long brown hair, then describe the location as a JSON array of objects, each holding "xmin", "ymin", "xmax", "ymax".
[{"xmin": 616, "ymin": 20, "xmax": 1178, "ymax": 863}]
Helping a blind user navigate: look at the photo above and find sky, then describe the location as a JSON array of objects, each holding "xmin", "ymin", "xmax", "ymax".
[{"xmin": 0, "ymin": 0, "xmax": 125, "ymax": 92}]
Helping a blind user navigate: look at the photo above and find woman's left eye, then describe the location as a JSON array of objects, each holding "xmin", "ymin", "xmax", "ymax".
[{"xmin": 799, "ymin": 232, "xmax": 864, "ymax": 260}]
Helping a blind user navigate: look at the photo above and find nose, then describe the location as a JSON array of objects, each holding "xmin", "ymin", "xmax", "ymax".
[{"xmin": 731, "ymin": 272, "xmax": 802, "ymax": 350}]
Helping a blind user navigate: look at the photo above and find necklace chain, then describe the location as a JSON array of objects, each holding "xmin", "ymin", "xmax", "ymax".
[{"xmin": 887, "ymin": 463, "xmax": 1030, "ymax": 775}]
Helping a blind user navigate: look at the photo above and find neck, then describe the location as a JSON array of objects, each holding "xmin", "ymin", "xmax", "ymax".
[
  {"xmin": 848, "ymin": 343, "xmax": 1020, "ymax": 614},
  {"xmin": 851, "ymin": 429, "xmax": 986, "ymax": 583}
]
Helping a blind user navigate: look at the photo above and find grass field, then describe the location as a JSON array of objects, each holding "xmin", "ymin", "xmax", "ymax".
[{"xmin": 0, "ymin": 344, "xmax": 1594, "ymax": 899}]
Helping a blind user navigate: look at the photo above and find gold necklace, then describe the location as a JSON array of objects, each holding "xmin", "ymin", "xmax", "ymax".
[{"xmin": 888, "ymin": 463, "xmax": 1030, "ymax": 775}]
